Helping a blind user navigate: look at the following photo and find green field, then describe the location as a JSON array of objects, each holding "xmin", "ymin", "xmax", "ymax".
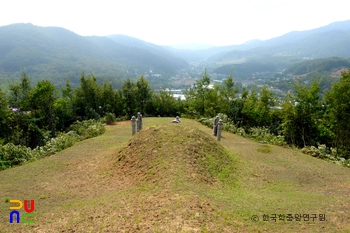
[{"xmin": 0, "ymin": 118, "xmax": 349, "ymax": 232}]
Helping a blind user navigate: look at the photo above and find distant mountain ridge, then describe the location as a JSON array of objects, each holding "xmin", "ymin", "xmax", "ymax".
[
  {"xmin": 107, "ymin": 34, "xmax": 187, "ymax": 69},
  {"xmin": 168, "ymin": 43, "xmax": 216, "ymax": 50},
  {"xmin": 0, "ymin": 23, "xmax": 188, "ymax": 86},
  {"xmin": 1, "ymin": 20, "xmax": 350, "ymax": 86},
  {"xmin": 204, "ymin": 20, "xmax": 350, "ymax": 63},
  {"xmin": 165, "ymin": 20, "xmax": 350, "ymax": 63}
]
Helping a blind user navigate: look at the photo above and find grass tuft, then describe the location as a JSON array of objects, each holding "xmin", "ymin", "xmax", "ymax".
[{"xmin": 256, "ymin": 145, "xmax": 272, "ymax": 153}]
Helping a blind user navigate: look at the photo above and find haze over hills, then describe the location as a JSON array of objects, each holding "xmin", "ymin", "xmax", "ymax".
[
  {"xmin": 157, "ymin": 20, "xmax": 350, "ymax": 65},
  {"xmin": 197, "ymin": 20, "xmax": 350, "ymax": 62},
  {"xmin": 1, "ymin": 20, "xmax": 350, "ymax": 87},
  {"xmin": 167, "ymin": 43, "xmax": 216, "ymax": 50},
  {"xmin": 107, "ymin": 34, "xmax": 188, "ymax": 70},
  {"xmin": 0, "ymin": 23, "xmax": 188, "ymax": 87}
]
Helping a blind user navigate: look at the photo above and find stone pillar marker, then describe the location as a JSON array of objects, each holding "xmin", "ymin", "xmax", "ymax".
[
  {"xmin": 217, "ymin": 119, "xmax": 223, "ymax": 141},
  {"xmin": 213, "ymin": 116, "xmax": 219, "ymax": 136},
  {"xmin": 131, "ymin": 116, "xmax": 136, "ymax": 136},
  {"xmin": 140, "ymin": 113, "xmax": 142, "ymax": 130},
  {"xmin": 137, "ymin": 112, "xmax": 142, "ymax": 132}
]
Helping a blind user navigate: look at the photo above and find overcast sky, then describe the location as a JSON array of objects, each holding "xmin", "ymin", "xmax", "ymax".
[{"xmin": 1, "ymin": 0, "xmax": 349, "ymax": 46}]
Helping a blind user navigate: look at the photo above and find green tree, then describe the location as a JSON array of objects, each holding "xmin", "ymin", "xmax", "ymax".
[
  {"xmin": 0, "ymin": 88, "xmax": 11, "ymax": 141},
  {"xmin": 75, "ymin": 72, "xmax": 101, "ymax": 120},
  {"xmin": 196, "ymin": 69, "xmax": 211, "ymax": 115},
  {"xmin": 100, "ymin": 81, "xmax": 118, "ymax": 114},
  {"xmin": 219, "ymin": 74, "xmax": 238, "ymax": 115},
  {"xmin": 185, "ymin": 69, "xmax": 212, "ymax": 116},
  {"xmin": 281, "ymin": 80, "xmax": 322, "ymax": 147},
  {"xmin": 122, "ymin": 78, "xmax": 137, "ymax": 118},
  {"xmin": 227, "ymin": 86, "xmax": 249, "ymax": 124},
  {"xmin": 28, "ymin": 80, "xmax": 58, "ymax": 135},
  {"xmin": 326, "ymin": 70, "xmax": 350, "ymax": 158},
  {"xmin": 204, "ymin": 83, "xmax": 220, "ymax": 116},
  {"xmin": 280, "ymin": 93, "xmax": 297, "ymax": 145},
  {"xmin": 135, "ymin": 75, "xmax": 152, "ymax": 114},
  {"xmin": 8, "ymin": 70, "xmax": 32, "ymax": 110},
  {"xmin": 241, "ymin": 86, "xmax": 259, "ymax": 127},
  {"xmin": 54, "ymin": 80, "xmax": 75, "ymax": 131},
  {"xmin": 62, "ymin": 79, "xmax": 74, "ymax": 100},
  {"xmin": 151, "ymin": 89, "xmax": 177, "ymax": 116},
  {"xmin": 115, "ymin": 89, "xmax": 124, "ymax": 117},
  {"xmin": 255, "ymin": 86, "xmax": 275, "ymax": 126},
  {"xmin": 5, "ymin": 71, "xmax": 49, "ymax": 148}
]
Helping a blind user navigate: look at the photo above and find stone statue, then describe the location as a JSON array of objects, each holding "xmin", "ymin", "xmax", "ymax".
[
  {"xmin": 137, "ymin": 112, "xmax": 142, "ymax": 131},
  {"xmin": 131, "ymin": 116, "xmax": 136, "ymax": 135},
  {"xmin": 217, "ymin": 119, "xmax": 223, "ymax": 141},
  {"xmin": 171, "ymin": 116, "xmax": 181, "ymax": 123},
  {"xmin": 213, "ymin": 116, "xmax": 219, "ymax": 136}
]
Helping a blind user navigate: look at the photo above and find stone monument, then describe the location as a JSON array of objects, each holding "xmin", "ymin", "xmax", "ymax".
[
  {"xmin": 217, "ymin": 119, "xmax": 223, "ymax": 141},
  {"xmin": 171, "ymin": 116, "xmax": 181, "ymax": 123},
  {"xmin": 213, "ymin": 116, "xmax": 219, "ymax": 136},
  {"xmin": 137, "ymin": 112, "xmax": 142, "ymax": 132},
  {"xmin": 131, "ymin": 116, "xmax": 136, "ymax": 136}
]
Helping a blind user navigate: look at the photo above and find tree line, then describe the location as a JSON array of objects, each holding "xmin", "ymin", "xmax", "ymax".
[
  {"xmin": 182, "ymin": 69, "xmax": 350, "ymax": 159},
  {"xmin": 0, "ymin": 71, "xmax": 183, "ymax": 149},
  {"xmin": 0, "ymin": 69, "xmax": 349, "ymax": 160}
]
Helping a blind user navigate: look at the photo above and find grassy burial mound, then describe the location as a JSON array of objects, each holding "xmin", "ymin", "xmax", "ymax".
[
  {"xmin": 114, "ymin": 124, "xmax": 236, "ymax": 188},
  {"xmin": 105, "ymin": 124, "xmax": 239, "ymax": 232}
]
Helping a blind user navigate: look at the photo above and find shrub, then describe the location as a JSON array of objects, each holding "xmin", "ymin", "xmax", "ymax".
[
  {"xmin": 196, "ymin": 114, "xmax": 285, "ymax": 145},
  {"xmin": 105, "ymin": 113, "xmax": 116, "ymax": 125},
  {"xmin": 0, "ymin": 119, "xmax": 106, "ymax": 170},
  {"xmin": 69, "ymin": 119, "xmax": 105, "ymax": 139},
  {"xmin": 0, "ymin": 143, "xmax": 33, "ymax": 169},
  {"xmin": 248, "ymin": 127, "xmax": 286, "ymax": 146},
  {"xmin": 37, "ymin": 132, "xmax": 81, "ymax": 156},
  {"xmin": 115, "ymin": 116, "xmax": 129, "ymax": 122},
  {"xmin": 301, "ymin": 144, "xmax": 350, "ymax": 167}
]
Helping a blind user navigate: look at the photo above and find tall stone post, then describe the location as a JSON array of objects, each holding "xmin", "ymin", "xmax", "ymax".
[
  {"xmin": 140, "ymin": 113, "xmax": 142, "ymax": 130},
  {"xmin": 213, "ymin": 116, "xmax": 219, "ymax": 136},
  {"xmin": 137, "ymin": 112, "xmax": 142, "ymax": 132},
  {"xmin": 131, "ymin": 116, "xmax": 136, "ymax": 136},
  {"xmin": 217, "ymin": 119, "xmax": 223, "ymax": 141}
]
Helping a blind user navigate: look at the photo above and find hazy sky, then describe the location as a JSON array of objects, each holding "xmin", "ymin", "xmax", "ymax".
[{"xmin": 1, "ymin": 0, "xmax": 349, "ymax": 46}]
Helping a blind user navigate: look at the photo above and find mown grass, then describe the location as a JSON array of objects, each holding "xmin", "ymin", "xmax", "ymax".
[{"xmin": 0, "ymin": 117, "xmax": 349, "ymax": 232}]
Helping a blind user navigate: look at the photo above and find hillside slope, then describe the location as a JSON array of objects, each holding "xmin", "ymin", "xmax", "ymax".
[
  {"xmin": 107, "ymin": 34, "xmax": 188, "ymax": 69},
  {"xmin": 207, "ymin": 20, "xmax": 350, "ymax": 77},
  {"xmin": 0, "ymin": 24, "xmax": 188, "ymax": 86},
  {"xmin": 209, "ymin": 20, "xmax": 350, "ymax": 63},
  {"xmin": 168, "ymin": 20, "xmax": 350, "ymax": 64},
  {"xmin": 0, "ymin": 118, "xmax": 349, "ymax": 232}
]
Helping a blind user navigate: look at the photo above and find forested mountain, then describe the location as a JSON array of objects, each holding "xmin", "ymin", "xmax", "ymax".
[
  {"xmin": 205, "ymin": 21, "xmax": 350, "ymax": 78},
  {"xmin": 211, "ymin": 29, "xmax": 350, "ymax": 63},
  {"xmin": 107, "ymin": 34, "xmax": 188, "ymax": 70},
  {"xmin": 2, "ymin": 21, "xmax": 350, "ymax": 87},
  {"xmin": 0, "ymin": 23, "xmax": 188, "ymax": 87},
  {"xmin": 195, "ymin": 20, "xmax": 350, "ymax": 63},
  {"xmin": 208, "ymin": 20, "xmax": 350, "ymax": 73},
  {"xmin": 229, "ymin": 20, "xmax": 350, "ymax": 51},
  {"xmin": 283, "ymin": 57, "xmax": 350, "ymax": 75}
]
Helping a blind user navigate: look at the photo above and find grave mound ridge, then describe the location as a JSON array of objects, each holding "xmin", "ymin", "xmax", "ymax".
[{"xmin": 114, "ymin": 124, "xmax": 233, "ymax": 186}]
